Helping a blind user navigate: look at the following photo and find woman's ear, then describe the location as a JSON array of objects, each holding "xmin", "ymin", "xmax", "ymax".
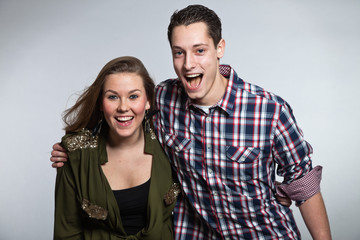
[{"xmin": 145, "ymin": 100, "xmax": 151, "ymax": 110}]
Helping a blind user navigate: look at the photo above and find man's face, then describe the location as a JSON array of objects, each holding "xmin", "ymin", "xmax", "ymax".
[{"xmin": 171, "ymin": 22, "xmax": 226, "ymax": 106}]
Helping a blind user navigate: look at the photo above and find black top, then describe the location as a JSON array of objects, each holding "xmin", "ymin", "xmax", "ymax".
[{"xmin": 112, "ymin": 178, "xmax": 151, "ymax": 235}]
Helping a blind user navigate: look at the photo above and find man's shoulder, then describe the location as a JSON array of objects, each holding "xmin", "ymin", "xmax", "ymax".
[
  {"xmin": 155, "ymin": 78, "xmax": 187, "ymax": 101},
  {"xmin": 156, "ymin": 78, "xmax": 181, "ymax": 90},
  {"xmin": 238, "ymin": 78, "xmax": 286, "ymax": 105},
  {"xmin": 224, "ymin": 65, "xmax": 286, "ymax": 105}
]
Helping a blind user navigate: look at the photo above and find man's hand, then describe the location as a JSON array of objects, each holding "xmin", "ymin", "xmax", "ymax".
[
  {"xmin": 276, "ymin": 195, "xmax": 292, "ymax": 207},
  {"xmin": 275, "ymin": 181, "xmax": 292, "ymax": 207},
  {"xmin": 50, "ymin": 143, "xmax": 68, "ymax": 168}
]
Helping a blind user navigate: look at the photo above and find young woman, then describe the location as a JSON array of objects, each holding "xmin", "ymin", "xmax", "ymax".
[{"xmin": 54, "ymin": 56, "xmax": 179, "ymax": 239}]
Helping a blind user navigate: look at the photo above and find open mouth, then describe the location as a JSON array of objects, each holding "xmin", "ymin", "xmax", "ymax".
[
  {"xmin": 185, "ymin": 73, "xmax": 203, "ymax": 89},
  {"xmin": 115, "ymin": 116, "xmax": 134, "ymax": 122}
]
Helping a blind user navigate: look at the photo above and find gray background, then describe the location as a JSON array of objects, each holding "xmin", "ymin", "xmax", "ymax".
[{"xmin": 1, "ymin": 0, "xmax": 359, "ymax": 239}]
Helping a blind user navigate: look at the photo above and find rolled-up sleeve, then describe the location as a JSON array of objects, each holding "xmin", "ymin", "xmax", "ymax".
[
  {"xmin": 276, "ymin": 166, "xmax": 322, "ymax": 205},
  {"xmin": 273, "ymin": 103, "xmax": 322, "ymax": 205}
]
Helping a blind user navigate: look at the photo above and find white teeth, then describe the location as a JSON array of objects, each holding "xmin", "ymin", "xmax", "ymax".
[
  {"xmin": 186, "ymin": 73, "xmax": 201, "ymax": 78},
  {"xmin": 116, "ymin": 116, "xmax": 133, "ymax": 122}
]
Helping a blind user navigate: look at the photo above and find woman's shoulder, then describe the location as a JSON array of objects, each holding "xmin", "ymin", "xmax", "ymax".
[
  {"xmin": 60, "ymin": 129, "xmax": 105, "ymax": 171},
  {"xmin": 61, "ymin": 128, "xmax": 100, "ymax": 152}
]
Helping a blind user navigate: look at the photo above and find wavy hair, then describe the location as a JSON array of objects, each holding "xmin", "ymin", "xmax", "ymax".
[{"xmin": 63, "ymin": 56, "xmax": 155, "ymax": 133}]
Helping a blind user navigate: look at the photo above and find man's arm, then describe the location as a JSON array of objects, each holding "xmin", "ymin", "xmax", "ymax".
[
  {"xmin": 299, "ymin": 192, "xmax": 332, "ymax": 240},
  {"xmin": 273, "ymin": 103, "xmax": 331, "ymax": 237},
  {"xmin": 50, "ymin": 143, "xmax": 68, "ymax": 168}
]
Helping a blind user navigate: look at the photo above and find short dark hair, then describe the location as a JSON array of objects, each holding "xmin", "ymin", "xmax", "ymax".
[{"xmin": 167, "ymin": 4, "xmax": 222, "ymax": 47}]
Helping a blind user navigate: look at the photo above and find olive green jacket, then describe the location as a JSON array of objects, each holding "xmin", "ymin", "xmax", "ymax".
[{"xmin": 54, "ymin": 129, "xmax": 178, "ymax": 239}]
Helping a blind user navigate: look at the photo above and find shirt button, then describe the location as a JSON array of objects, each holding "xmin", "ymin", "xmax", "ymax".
[
  {"xmin": 175, "ymin": 146, "xmax": 179, "ymax": 151},
  {"xmin": 208, "ymin": 169, "xmax": 213, "ymax": 175},
  {"xmin": 207, "ymin": 144, "xmax": 211, "ymax": 149},
  {"xmin": 218, "ymin": 214, "xmax": 223, "ymax": 219},
  {"xmin": 213, "ymin": 191, "xmax": 218, "ymax": 197}
]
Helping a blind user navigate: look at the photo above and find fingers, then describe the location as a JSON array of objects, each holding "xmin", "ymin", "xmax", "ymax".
[
  {"xmin": 50, "ymin": 150, "xmax": 68, "ymax": 162},
  {"xmin": 50, "ymin": 149, "xmax": 68, "ymax": 159},
  {"xmin": 277, "ymin": 195, "xmax": 292, "ymax": 207},
  {"xmin": 50, "ymin": 156, "xmax": 68, "ymax": 163},
  {"xmin": 51, "ymin": 142, "xmax": 68, "ymax": 160},
  {"xmin": 52, "ymin": 161, "xmax": 64, "ymax": 168},
  {"xmin": 274, "ymin": 181, "xmax": 292, "ymax": 207},
  {"xmin": 50, "ymin": 142, "xmax": 68, "ymax": 167},
  {"xmin": 52, "ymin": 142, "xmax": 66, "ymax": 152}
]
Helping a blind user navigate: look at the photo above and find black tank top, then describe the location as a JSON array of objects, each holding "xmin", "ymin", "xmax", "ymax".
[{"xmin": 112, "ymin": 178, "xmax": 151, "ymax": 235}]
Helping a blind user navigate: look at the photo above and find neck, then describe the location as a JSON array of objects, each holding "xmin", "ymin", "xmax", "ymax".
[
  {"xmin": 196, "ymin": 73, "xmax": 228, "ymax": 106},
  {"xmin": 106, "ymin": 128, "xmax": 145, "ymax": 151}
]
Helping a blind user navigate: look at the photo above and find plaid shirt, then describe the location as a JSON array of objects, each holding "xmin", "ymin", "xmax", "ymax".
[{"xmin": 154, "ymin": 65, "xmax": 314, "ymax": 239}]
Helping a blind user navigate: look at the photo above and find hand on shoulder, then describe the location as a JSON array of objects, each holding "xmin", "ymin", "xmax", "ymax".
[{"xmin": 50, "ymin": 142, "xmax": 68, "ymax": 168}]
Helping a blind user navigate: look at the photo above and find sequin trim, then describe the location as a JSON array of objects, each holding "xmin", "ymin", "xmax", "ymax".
[
  {"xmin": 163, "ymin": 183, "xmax": 181, "ymax": 205},
  {"xmin": 63, "ymin": 129, "xmax": 99, "ymax": 152},
  {"xmin": 149, "ymin": 127, "xmax": 156, "ymax": 140},
  {"xmin": 81, "ymin": 199, "xmax": 108, "ymax": 220}
]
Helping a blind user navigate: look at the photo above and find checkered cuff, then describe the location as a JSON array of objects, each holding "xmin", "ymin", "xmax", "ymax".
[{"xmin": 276, "ymin": 165, "xmax": 323, "ymax": 206}]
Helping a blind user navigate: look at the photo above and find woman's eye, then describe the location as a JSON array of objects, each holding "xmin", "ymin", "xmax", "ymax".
[
  {"xmin": 129, "ymin": 95, "xmax": 139, "ymax": 100},
  {"xmin": 107, "ymin": 95, "xmax": 118, "ymax": 100}
]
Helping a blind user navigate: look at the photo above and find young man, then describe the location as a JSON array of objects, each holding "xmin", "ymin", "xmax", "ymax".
[{"xmin": 52, "ymin": 5, "xmax": 331, "ymax": 239}]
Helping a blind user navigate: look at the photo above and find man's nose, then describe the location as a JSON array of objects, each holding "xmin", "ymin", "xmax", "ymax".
[{"xmin": 184, "ymin": 54, "xmax": 196, "ymax": 70}]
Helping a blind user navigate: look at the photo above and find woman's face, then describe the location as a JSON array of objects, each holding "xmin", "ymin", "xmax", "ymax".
[{"xmin": 101, "ymin": 72, "xmax": 150, "ymax": 142}]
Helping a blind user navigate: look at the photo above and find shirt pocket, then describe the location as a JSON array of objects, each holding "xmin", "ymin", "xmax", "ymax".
[
  {"xmin": 164, "ymin": 133, "xmax": 192, "ymax": 153},
  {"xmin": 225, "ymin": 146, "xmax": 261, "ymax": 181}
]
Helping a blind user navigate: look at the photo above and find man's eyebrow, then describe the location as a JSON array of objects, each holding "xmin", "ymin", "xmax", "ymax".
[
  {"xmin": 171, "ymin": 46, "xmax": 183, "ymax": 50},
  {"xmin": 172, "ymin": 43, "xmax": 208, "ymax": 49},
  {"xmin": 193, "ymin": 43, "xmax": 208, "ymax": 47}
]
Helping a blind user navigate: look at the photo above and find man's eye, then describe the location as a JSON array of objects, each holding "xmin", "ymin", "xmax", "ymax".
[
  {"xmin": 197, "ymin": 49, "xmax": 204, "ymax": 54},
  {"xmin": 174, "ymin": 51, "xmax": 183, "ymax": 56}
]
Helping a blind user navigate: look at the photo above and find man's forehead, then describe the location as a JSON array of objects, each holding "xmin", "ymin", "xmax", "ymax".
[
  {"xmin": 173, "ymin": 22, "xmax": 208, "ymax": 32},
  {"xmin": 171, "ymin": 23, "xmax": 213, "ymax": 47}
]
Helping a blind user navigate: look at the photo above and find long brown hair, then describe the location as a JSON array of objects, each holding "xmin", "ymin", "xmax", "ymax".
[{"xmin": 63, "ymin": 56, "xmax": 155, "ymax": 133}]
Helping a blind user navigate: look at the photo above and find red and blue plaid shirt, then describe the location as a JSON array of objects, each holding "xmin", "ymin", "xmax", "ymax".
[{"xmin": 154, "ymin": 65, "xmax": 315, "ymax": 239}]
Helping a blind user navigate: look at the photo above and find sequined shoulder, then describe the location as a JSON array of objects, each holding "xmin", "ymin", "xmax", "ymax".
[{"xmin": 62, "ymin": 129, "xmax": 99, "ymax": 152}]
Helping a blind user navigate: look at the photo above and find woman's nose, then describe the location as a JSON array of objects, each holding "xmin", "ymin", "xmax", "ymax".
[{"xmin": 117, "ymin": 100, "xmax": 129, "ymax": 112}]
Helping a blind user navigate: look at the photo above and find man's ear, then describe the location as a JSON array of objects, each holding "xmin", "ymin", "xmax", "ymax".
[{"xmin": 216, "ymin": 38, "xmax": 225, "ymax": 59}]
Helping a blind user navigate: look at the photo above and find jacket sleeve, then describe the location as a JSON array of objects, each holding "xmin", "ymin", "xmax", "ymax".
[{"xmin": 54, "ymin": 161, "xmax": 84, "ymax": 239}]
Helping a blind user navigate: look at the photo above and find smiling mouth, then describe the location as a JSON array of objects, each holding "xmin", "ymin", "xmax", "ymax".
[
  {"xmin": 185, "ymin": 73, "xmax": 203, "ymax": 89},
  {"xmin": 115, "ymin": 116, "xmax": 134, "ymax": 122}
]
